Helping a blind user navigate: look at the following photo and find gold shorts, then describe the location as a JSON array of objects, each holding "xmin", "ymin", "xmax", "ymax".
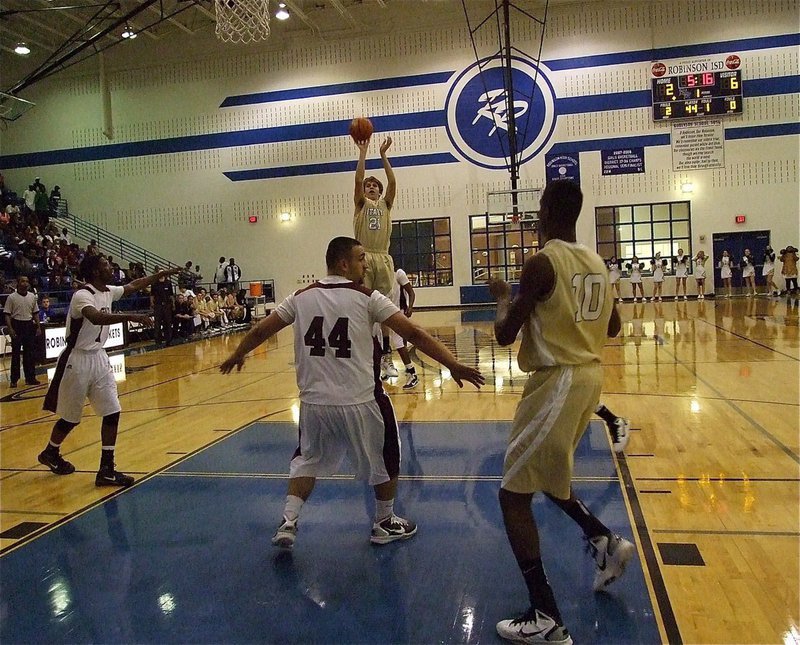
[
  {"xmin": 502, "ymin": 363, "xmax": 603, "ymax": 499},
  {"xmin": 363, "ymin": 251, "xmax": 395, "ymax": 298}
]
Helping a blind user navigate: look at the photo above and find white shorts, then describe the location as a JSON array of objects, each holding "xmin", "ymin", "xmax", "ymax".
[
  {"xmin": 721, "ymin": 267, "xmax": 732, "ymax": 279},
  {"xmin": 289, "ymin": 397, "xmax": 400, "ymax": 486},
  {"xmin": 43, "ymin": 348, "xmax": 121, "ymax": 424},
  {"xmin": 742, "ymin": 266, "xmax": 755, "ymax": 278},
  {"xmin": 675, "ymin": 267, "xmax": 687, "ymax": 278},
  {"xmin": 762, "ymin": 263, "xmax": 774, "ymax": 276}
]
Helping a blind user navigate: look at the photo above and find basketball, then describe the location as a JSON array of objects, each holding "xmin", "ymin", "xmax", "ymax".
[{"xmin": 349, "ymin": 117, "xmax": 373, "ymax": 142}]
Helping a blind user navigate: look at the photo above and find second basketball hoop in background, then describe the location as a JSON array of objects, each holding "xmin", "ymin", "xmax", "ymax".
[{"xmin": 349, "ymin": 117, "xmax": 373, "ymax": 142}]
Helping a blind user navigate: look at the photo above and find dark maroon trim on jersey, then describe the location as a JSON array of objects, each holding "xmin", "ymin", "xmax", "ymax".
[
  {"xmin": 370, "ymin": 337, "xmax": 399, "ymax": 478},
  {"xmin": 43, "ymin": 345, "xmax": 73, "ymax": 414},
  {"xmin": 295, "ymin": 281, "xmax": 373, "ymax": 298}
]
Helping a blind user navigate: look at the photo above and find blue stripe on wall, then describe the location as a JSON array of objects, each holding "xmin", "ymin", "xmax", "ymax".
[
  {"xmin": 543, "ymin": 33, "xmax": 800, "ymax": 71},
  {"xmin": 220, "ymin": 72, "xmax": 455, "ymax": 107},
  {"xmin": 223, "ymin": 152, "xmax": 459, "ymax": 181},
  {"xmin": 0, "ymin": 111, "xmax": 446, "ymax": 169},
  {"xmin": 725, "ymin": 122, "xmax": 800, "ymax": 139}
]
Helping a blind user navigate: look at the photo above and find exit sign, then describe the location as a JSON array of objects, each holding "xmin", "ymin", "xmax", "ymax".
[
  {"xmin": 248, "ymin": 215, "xmax": 258, "ymax": 223},
  {"xmin": 735, "ymin": 215, "xmax": 746, "ymax": 224}
]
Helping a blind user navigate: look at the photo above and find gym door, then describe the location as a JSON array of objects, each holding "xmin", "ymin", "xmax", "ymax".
[{"xmin": 712, "ymin": 230, "xmax": 771, "ymax": 293}]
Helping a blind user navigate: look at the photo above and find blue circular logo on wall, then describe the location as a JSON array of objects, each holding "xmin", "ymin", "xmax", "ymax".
[{"xmin": 445, "ymin": 56, "xmax": 556, "ymax": 170}]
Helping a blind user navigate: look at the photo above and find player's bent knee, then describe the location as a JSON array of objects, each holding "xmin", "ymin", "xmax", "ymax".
[
  {"xmin": 103, "ymin": 411, "xmax": 121, "ymax": 426},
  {"xmin": 54, "ymin": 419, "xmax": 78, "ymax": 434}
]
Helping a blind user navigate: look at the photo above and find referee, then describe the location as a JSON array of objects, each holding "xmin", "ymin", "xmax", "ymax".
[{"xmin": 3, "ymin": 276, "xmax": 42, "ymax": 387}]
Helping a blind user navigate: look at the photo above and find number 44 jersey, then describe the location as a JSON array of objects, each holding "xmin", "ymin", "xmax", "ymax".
[
  {"xmin": 274, "ymin": 276, "xmax": 400, "ymax": 405},
  {"xmin": 518, "ymin": 240, "xmax": 613, "ymax": 372}
]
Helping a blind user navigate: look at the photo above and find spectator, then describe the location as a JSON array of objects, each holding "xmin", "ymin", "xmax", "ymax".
[
  {"xmin": 23, "ymin": 185, "xmax": 36, "ymax": 216},
  {"xmin": 34, "ymin": 185, "xmax": 50, "ymax": 229},
  {"xmin": 87, "ymin": 239, "xmax": 100, "ymax": 256},
  {"xmin": 49, "ymin": 186, "xmax": 61, "ymax": 215},
  {"xmin": 236, "ymin": 288, "xmax": 252, "ymax": 324},
  {"xmin": 224, "ymin": 257, "xmax": 241, "ymax": 293},
  {"xmin": 214, "ymin": 256, "xmax": 227, "ymax": 290},
  {"xmin": 59, "ymin": 227, "xmax": 71, "ymax": 245},
  {"xmin": 173, "ymin": 293, "xmax": 194, "ymax": 338},
  {"xmin": 224, "ymin": 289, "xmax": 243, "ymax": 322},
  {"xmin": 111, "ymin": 263, "xmax": 126, "ymax": 285},
  {"xmin": 38, "ymin": 295, "xmax": 54, "ymax": 323},
  {"xmin": 33, "ymin": 176, "xmax": 46, "ymax": 193},
  {"xmin": 207, "ymin": 291, "xmax": 227, "ymax": 326}
]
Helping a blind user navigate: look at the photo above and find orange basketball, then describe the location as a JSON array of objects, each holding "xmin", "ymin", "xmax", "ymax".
[{"xmin": 349, "ymin": 117, "xmax": 373, "ymax": 142}]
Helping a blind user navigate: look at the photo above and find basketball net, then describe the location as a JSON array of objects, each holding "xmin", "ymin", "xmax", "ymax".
[{"xmin": 215, "ymin": 0, "xmax": 271, "ymax": 44}]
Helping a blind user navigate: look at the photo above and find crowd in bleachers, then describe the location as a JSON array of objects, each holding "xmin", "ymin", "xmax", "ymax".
[{"xmin": 1, "ymin": 174, "xmax": 251, "ymax": 342}]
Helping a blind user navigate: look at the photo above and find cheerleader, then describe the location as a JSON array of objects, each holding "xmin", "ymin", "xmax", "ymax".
[
  {"xmin": 673, "ymin": 248, "xmax": 689, "ymax": 300},
  {"xmin": 718, "ymin": 250, "xmax": 733, "ymax": 298},
  {"xmin": 607, "ymin": 256, "xmax": 623, "ymax": 302},
  {"xmin": 762, "ymin": 246, "xmax": 779, "ymax": 296},
  {"xmin": 626, "ymin": 256, "xmax": 644, "ymax": 302},
  {"xmin": 779, "ymin": 245, "xmax": 799, "ymax": 294},
  {"xmin": 740, "ymin": 248, "xmax": 756, "ymax": 297},
  {"xmin": 649, "ymin": 252, "xmax": 667, "ymax": 301},
  {"xmin": 694, "ymin": 250, "xmax": 708, "ymax": 299}
]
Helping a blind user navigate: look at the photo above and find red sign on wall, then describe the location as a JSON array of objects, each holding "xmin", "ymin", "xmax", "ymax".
[
  {"xmin": 248, "ymin": 215, "xmax": 258, "ymax": 223},
  {"xmin": 735, "ymin": 215, "xmax": 746, "ymax": 224}
]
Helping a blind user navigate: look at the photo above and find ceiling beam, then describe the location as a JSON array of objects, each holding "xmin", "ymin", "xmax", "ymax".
[
  {"xmin": 283, "ymin": 0, "xmax": 322, "ymax": 36},
  {"xmin": 146, "ymin": 4, "xmax": 193, "ymax": 34},
  {"xmin": 328, "ymin": 0, "xmax": 358, "ymax": 28}
]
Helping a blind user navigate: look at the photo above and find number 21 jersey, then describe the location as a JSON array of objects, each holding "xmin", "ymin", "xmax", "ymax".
[{"xmin": 274, "ymin": 276, "xmax": 399, "ymax": 405}]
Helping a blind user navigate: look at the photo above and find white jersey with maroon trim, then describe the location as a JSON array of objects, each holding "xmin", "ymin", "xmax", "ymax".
[
  {"xmin": 67, "ymin": 284, "xmax": 124, "ymax": 351},
  {"xmin": 275, "ymin": 275, "xmax": 400, "ymax": 405}
]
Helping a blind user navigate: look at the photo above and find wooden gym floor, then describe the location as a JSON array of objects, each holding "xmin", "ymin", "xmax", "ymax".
[{"xmin": 0, "ymin": 296, "xmax": 798, "ymax": 644}]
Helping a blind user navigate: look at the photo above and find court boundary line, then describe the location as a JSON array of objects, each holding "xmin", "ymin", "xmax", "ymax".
[
  {"xmin": 617, "ymin": 453, "xmax": 683, "ymax": 644},
  {"xmin": 698, "ymin": 316, "xmax": 800, "ymax": 361}
]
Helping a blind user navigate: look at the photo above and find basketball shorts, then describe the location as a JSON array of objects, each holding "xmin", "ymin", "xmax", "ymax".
[
  {"xmin": 43, "ymin": 348, "xmax": 121, "ymax": 424},
  {"xmin": 502, "ymin": 363, "xmax": 603, "ymax": 499},
  {"xmin": 363, "ymin": 251, "xmax": 395, "ymax": 298},
  {"xmin": 289, "ymin": 396, "xmax": 400, "ymax": 486}
]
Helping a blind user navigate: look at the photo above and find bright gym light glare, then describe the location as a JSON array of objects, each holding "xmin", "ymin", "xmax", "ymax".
[{"xmin": 14, "ymin": 43, "xmax": 31, "ymax": 55}]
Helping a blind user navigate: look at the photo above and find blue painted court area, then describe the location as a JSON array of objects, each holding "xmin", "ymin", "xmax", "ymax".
[{"xmin": 0, "ymin": 421, "xmax": 661, "ymax": 644}]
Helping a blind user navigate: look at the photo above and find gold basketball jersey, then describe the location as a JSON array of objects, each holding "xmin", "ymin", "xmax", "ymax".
[
  {"xmin": 354, "ymin": 197, "xmax": 391, "ymax": 253},
  {"xmin": 518, "ymin": 239, "xmax": 613, "ymax": 371}
]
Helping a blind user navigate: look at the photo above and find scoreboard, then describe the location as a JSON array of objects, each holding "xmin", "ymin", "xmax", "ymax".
[{"xmin": 651, "ymin": 70, "xmax": 742, "ymax": 121}]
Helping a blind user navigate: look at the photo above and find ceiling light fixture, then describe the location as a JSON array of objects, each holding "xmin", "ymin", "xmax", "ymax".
[
  {"xmin": 275, "ymin": 3, "xmax": 290, "ymax": 20},
  {"xmin": 121, "ymin": 24, "xmax": 137, "ymax": 39},
  {"xmin": 14, "ymin": 42, "xmax": 31, "ymax": 55}
]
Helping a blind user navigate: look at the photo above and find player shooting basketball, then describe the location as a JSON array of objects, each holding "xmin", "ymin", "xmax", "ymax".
[{"xmin": 353, "ymin": 133, "xmax": 398, "ymax": 379}]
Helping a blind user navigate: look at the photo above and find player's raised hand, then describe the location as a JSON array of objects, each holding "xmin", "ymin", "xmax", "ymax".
[
  {"xmin": 379, "ymin": 137, "xmax": 392, "ymax": 155},
  {"xmin": 220, "ymin": 353, "xmax": 246, "ymax": 374},
  {"xmin": 449, "ymin": 363, "xmax": 485, "ymax": 389},
  {"xmin": 355, "ymin": 139, "xmax": 370, "ymax": 152},
  {"xmin": 488, "ymin": 277, "xmax": 511, "ymax": 301}
]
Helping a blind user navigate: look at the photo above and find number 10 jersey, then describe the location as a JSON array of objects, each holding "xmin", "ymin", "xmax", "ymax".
[
  {"xmin": 274, "ymin": 276, "xmax": 400, "ymax": 405},
  {"xmin": 518, "ymin": 240, "xmax": 613, "ymax": 371}
]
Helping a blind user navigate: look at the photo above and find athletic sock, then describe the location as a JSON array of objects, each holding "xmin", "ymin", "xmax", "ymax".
[
  {"xmin": 375, "ymin": 498, "xmax": 394, "ymax": 522},
  {"xmin": 404, "ymin": 364, "xmax": 415, "ymax": 373},
  {"xmin": 548, "ymin": 495, "xmax": 610, "ymax": 540},
  {"xmin": 45, "ymin": 441, "xmax": 61, "ymax": 454},
  {"xmin": 283, "ymin": 495, "xmax": 304, "ymax": 522},
  {"xmin": 382, "ymin": 336, "xmax": 390, "ymax": 353},
  {"xmin": 594, "ymin": 404, "xmax": 617, "ymax": 426},
  {"xmin": 520, "ymin": 558, "xmax": 562, "ymax": 624},
  {"xmin": 100, "ymin": 446, "xmax": 115, "ymax": 470}
]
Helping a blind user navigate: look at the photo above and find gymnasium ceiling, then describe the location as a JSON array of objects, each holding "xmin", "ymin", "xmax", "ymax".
[{"xmin": 0, "ymin": 0, "xmax": 606, "ymax": 96}]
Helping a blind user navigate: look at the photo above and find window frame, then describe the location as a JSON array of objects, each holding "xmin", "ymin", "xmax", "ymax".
[
  {"xmin": 468, "ymin": 213, "xmax": 540, "ymax": 285},
  {"xmin": 389, "ymin": 216, "xmax": 453, "ymax": 288}
]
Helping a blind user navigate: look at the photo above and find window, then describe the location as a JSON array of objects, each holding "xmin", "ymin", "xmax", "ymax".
[
  {"xmin": 389, "ymin": 217, "xmax": 452, "ymax": 287},
  {"xmin": 469, "ymin": 213, "xmax": 539, "ymax": 284},
  {"xmin": 595, "ymin": 201, "xmax": 692, "ymax": 275}
]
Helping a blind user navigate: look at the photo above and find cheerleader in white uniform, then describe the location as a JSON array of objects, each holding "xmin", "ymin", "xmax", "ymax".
[
  {"xmin": 607, "ymin": 256, "xmax": 623, "ymax": 302},
  {"xmin": 718, "ymin": 250, "xmax": 733, "ymax": 298},
  {"xmin": 673, "ymin": 248, "xmax": 689, "ymax": 300},
  {"xmin": 762, "ymin": 246, "xmax": 779, "ymax": 296},
  {"xmin": 626, "ymin": 256, "xmax": 644, "ymax": 302},
  {"xmin": 741, "ymin": 248, "xmax": 756, "ymax": 296},
  {"xmin": 649, "ymin": 253, "xmax": 666, "ymax": 301},
  {"xmin": 694, "ymin": 251, "xmax": 708, "ymax": 299}
]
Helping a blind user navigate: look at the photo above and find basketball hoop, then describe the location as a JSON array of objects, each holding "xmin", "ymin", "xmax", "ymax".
[{"xmin": 215, "ymin": 0, "xmax": 271, "ymax": 44}]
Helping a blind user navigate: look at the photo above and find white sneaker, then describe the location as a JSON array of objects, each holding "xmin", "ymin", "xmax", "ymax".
[
  {"xmin": 380, "ymin": 354, "xmax": 398, "ymax": 379},
  {"xmin": 271, "ymin": 516, "xmax": 298, "ymax": 549},
  {"xmin": 698, "ymin": 294, "xmax": 704, "ymax": 300},
  {"xmin": 618, "ymin": 297, "xmax": 623, "ymax": 303},
  {"xmin": 683, "ymin": 295, "xmax": 688, "ymax": 300},
  {"xmin": 586, "ymin": 534, "xmax": 636, "ymax": 591},
  {"xmin": 674, "ymin": 296, "xmax": 679, "ymax": 301},
  {"xmin": 370, "ymin": 514, "xmax": 417, "ymax": 544},
  {"xmin": 610, "ymin": 418, "xmax": 630, "ymax": 453},
  {"xmin": 496, "ymin": 608, "xmax": 572, "ymax": 644},
  {"xmin": 403, "ymin": 370, "xmax": 419, "ymax": 389}
]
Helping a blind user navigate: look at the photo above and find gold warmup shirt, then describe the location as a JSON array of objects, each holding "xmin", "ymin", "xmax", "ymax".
[{"xmin": 518, "ymin": 239, "xmax": 613, "ymax": 371}]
